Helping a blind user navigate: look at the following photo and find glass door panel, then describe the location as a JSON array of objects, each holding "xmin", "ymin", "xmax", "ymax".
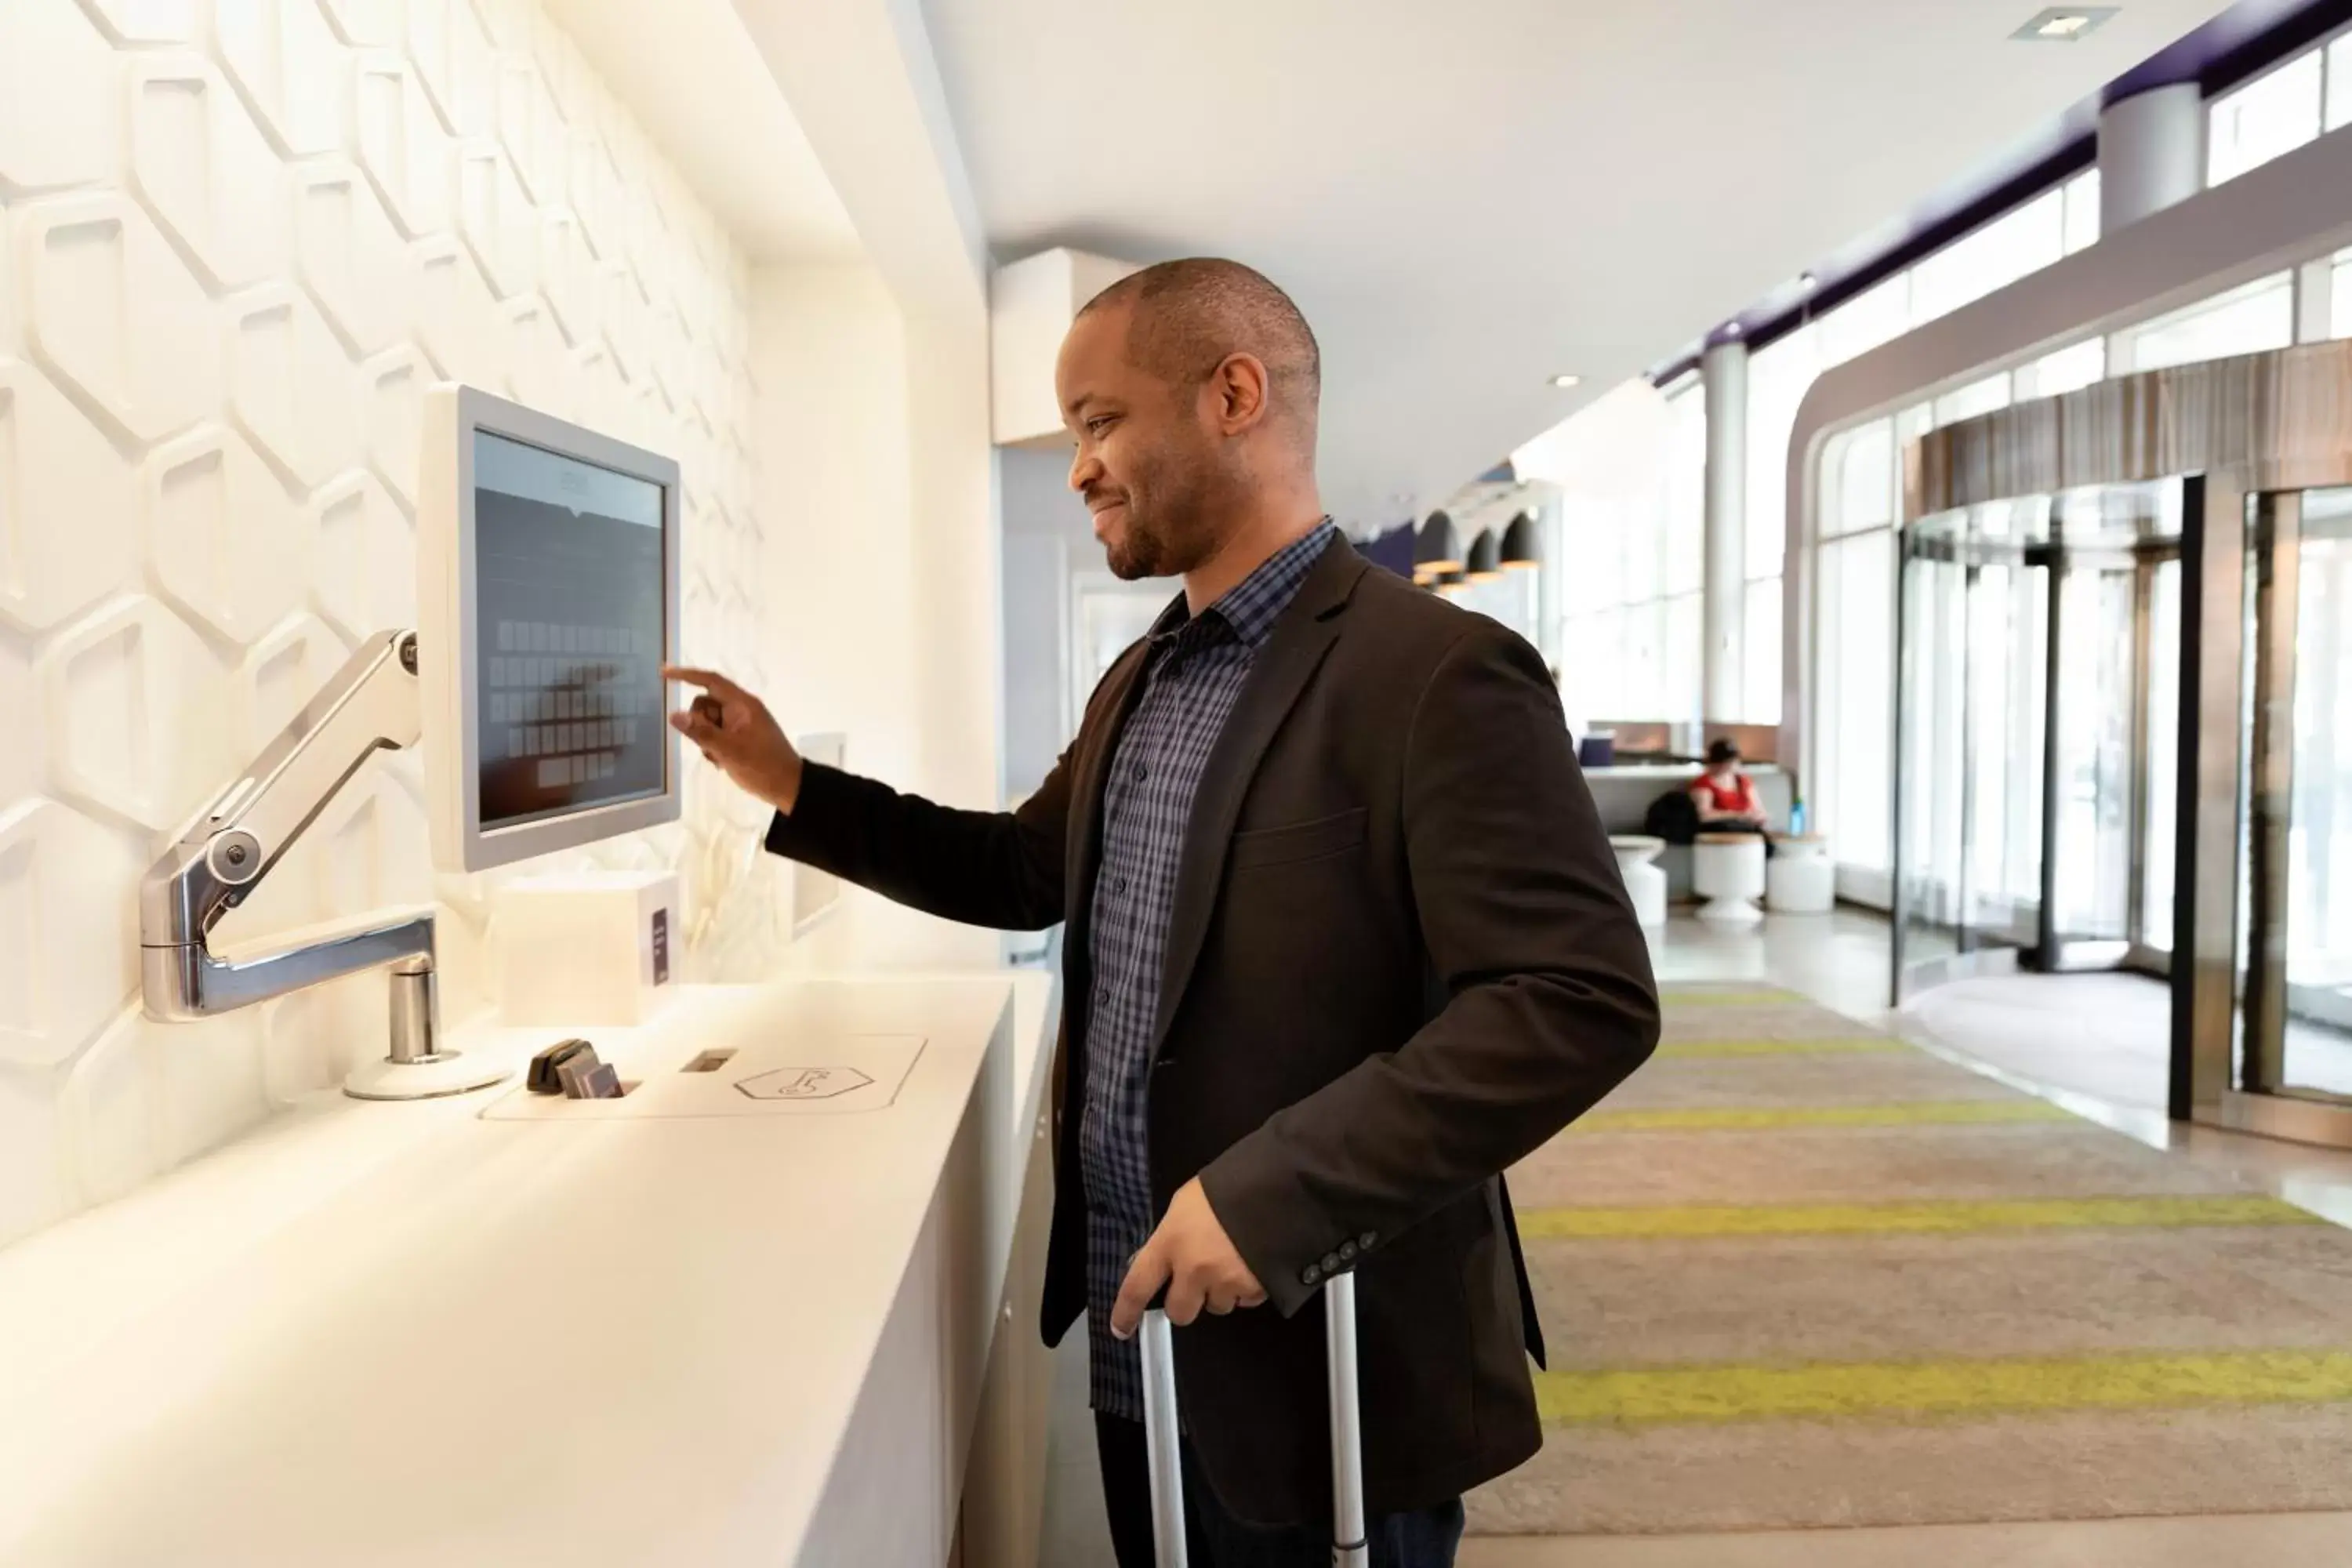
[
  {"xmin": 2143, "ymin": 560, "xmax": 2182, "ymax": 950},
  {"xmin": 2279, "ymin": 492, "xmax": 2352, "ymax": 1097},
  {"xmin": 2050, "ymin": 564, "xmax": 2139, "ymax": 946}
]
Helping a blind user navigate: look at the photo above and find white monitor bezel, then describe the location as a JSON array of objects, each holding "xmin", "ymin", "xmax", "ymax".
[{"xmin": 419, "ymin": 384, "xmax": 683, "ymax": 873}]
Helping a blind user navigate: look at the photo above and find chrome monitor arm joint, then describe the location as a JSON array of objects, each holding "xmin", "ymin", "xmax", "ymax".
[{"xmin": 139, "ymin": 630, "xmax": 506, "ymax": 1102}]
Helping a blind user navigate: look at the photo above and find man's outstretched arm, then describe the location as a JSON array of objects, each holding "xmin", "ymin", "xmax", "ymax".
[{"xmin": 669, "ymin": 666, "xmax": 1067, "ymax": 932}]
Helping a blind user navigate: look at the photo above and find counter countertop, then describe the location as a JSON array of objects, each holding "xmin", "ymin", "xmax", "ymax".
[{"xmin": 0, "ymin": 971, "xmax": 1056, "ymax": 1567}]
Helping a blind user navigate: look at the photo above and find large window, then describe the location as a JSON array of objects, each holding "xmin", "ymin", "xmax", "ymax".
[
  {"xmin": 2209, "ymin": 48, "xmax": 2325, "ymax": 186},
  {"xmin": 1747, "ymin": 174, "xmax": 2096, "ymax": 736}
]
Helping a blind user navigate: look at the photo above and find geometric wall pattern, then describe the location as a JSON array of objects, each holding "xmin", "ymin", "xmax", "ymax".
[{"xmin": 0, "ymin": 0, "xmax": 779, "ymax": 1249}]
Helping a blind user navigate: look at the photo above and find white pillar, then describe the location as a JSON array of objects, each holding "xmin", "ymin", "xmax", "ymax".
[
  {"xmin": 1701, "ymin": 339, "xmax": 1748, "ymax": 722},
  {"xmin": 2099, "ymin": 84, "xmax": 2205, "ymax": 234}
]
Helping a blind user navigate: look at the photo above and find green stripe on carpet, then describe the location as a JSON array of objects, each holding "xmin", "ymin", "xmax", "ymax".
[
  {"xmin": 1535, "ymin": 1349, "xmax": 2352, "ymax": 1428},
  {"xmin": 1517, "ymin": 1193, "xmax": 2322, "ymax": 1240},
  {"xmin": 1575, "ymin": 1100, "xmax": 2076, "ymax": 1133},
  {"xmin": 1655, "ymin": 1037, "xmax": 1911, "ymax": 1058},
  {"xmin": 1656, "ymin": 988, "xmax": 1805, "ymax": 1007}
]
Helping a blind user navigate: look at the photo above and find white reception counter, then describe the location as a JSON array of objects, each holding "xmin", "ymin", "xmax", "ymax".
[{"xmin": 0, "ymin": 973, "xmax": 1058, "ymax": 1567}]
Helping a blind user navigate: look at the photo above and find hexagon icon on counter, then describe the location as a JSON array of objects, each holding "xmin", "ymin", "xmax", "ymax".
[
  {"xmin": 0, "ymin": 798, "xmax": 143, "ymax": 1069},
  {"xmin": 18, "ymin": 194, "xmax": 224, "ymax": 446},
  {"xmin": 310, "ymin": 471, "xmax": 416, "ymax": 643},
  {"xmin": 229, "ymin": 285, "xmax": 363, "ymax": 490},
  {"xmin": 143, "ymin": 425, "xmax": 308, "ymax": 646},
  {"xmin": 0, "ymin": 358, "xmax": 139, "ymax": 635},
  {"xmin": 40, "ymin": 594, "xmax": 232, "ymax": 833},
  {"xmin": 0, "ymin": 0, "xmax": 124, "ymax": 196},
  {"xmin": 736, "ymin": 1065, "xmax": 875, "ymax": 1102},
  {"xmin": 294, "ymin": 164, "xmax": 415, "ymax": 359},
  {"xmin": 128, "ymin": 54, "xmax": 289, "ymax": 293},
  {"xmin": 216, "ymin": 0, "xmax": 347, "ymax": 158}
]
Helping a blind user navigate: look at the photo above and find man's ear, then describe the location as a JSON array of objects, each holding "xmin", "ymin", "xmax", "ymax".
[{"xmin": 1210, "ymin": 352, "xmax": 1272, "ymax": 435}]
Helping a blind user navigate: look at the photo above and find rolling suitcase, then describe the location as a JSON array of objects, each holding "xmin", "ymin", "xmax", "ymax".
[{"xmin": 1138, "ymin": 1272, "xmax": 1368, "ymax": 1567}]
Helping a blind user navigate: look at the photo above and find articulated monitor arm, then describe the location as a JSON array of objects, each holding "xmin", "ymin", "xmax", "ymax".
[{"xmin": 138, "ymin": 630, "xmax": 506, "ymax": 1102}]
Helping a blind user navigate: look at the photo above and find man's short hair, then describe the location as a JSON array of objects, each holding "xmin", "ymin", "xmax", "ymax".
[
  {"xmin": 1078, "ymin": 258, "xmax": 1321, "ymax": 426},
  {"xmin": 1708, "ymin": 739, "xmax": 1741, "ymax": 766}
]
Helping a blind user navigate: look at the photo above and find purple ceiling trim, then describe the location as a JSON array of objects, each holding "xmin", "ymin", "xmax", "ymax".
[{"xmin": 1647, "ymin": 0, "xmax": 2352, "ymax": 385}]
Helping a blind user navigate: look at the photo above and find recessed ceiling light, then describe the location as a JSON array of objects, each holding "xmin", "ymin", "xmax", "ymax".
[
  {"xmin": 1798, "ymin": 272, "xmax": 1819, "ymax": 292},
  {"xmin": 1549, "ymin": 373, "xmax": 1581, "ymax": 389},
  {"xmin": 2013, "ymin": 7, "xmax": 2118, "ymax": 42},
  {"xmin": 1724, "ymin": 322, "xmax": 1743, "ymax": 337}
]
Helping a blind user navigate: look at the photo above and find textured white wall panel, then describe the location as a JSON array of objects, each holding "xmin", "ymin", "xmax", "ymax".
[
  {"xmin": 0, "ymin": 0, "xmax": 771, "ymax": 1250},
  {"xmin": 0, "ymin": 359, "xmax": 140, "ymax": 634},
  {"xmin": 144, "ymin": 424, "xmax": 308, "ymax": 645},
  {"xmin": 0, "ymin": 798, "xmax": 143, "ymax": 1069},
  {"xmin": 216, "ymin": 0, "xmax": 350, "ymax": 158},
  {"xmin": 41, "ymin": 593, "xmax": 232, "ymax": 835},
  {"xmin": 294, "ymin": 162, "xmax": 415, "ymax": 357},
  {"xmin": 22, "ymin": 194, "xmax": 224, "ymax": 445},
  {"xmin": 320, "ymin": 0, "xmax": 401, "ymax": 49},
  {"xmin": 230, "ymin": 284, "xmax": 365, "ymax": 489},
  {"xmin": 0, "ymin": 2, "xmax": 122, "ymax": 196},
  {"xmin": 0, "ymin": 1066, "xmax": 74, "ymax": 1250},
  {"xmin": 129, "ymin": 56, "xmax": 291, "ymax": 293},
  {"xmin": 307, "ymin": 471, "xmax": 414, "ymax": 642},
  {"xmin": 356, "ymin": 53, "xmax": 456, "ymax": 239},
  {"xmin": 77, "ymin": 0, "xmax": 203, "ymax": 46}
]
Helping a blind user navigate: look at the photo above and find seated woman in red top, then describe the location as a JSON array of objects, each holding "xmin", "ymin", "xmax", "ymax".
[{"xmin": 1690, "ymin": 739, "xmax": 1769, "ymax": 831}]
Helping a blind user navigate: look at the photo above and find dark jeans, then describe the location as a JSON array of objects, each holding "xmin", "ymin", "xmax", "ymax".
[{"xmin": 1095, "ymin": 1414, "xmax": 1465, "ymax": 1568}]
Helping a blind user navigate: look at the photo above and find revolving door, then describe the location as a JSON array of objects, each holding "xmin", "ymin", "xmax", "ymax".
[
  {"xmin": 1894, "ymin": 486, "xmax": 2181, "ymax": 985},
  {"xmin": 1892, "ymin": 343, "xmax": 2352, "ymax": 1145}
]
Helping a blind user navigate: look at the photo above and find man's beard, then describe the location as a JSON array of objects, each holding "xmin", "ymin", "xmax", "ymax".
[{"xmin": 1101, "ymin": 456, "xmax": 1215, "ymax": 582}]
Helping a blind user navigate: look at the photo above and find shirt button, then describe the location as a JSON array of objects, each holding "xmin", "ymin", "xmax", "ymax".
[
  {"xmin": 1339, "ymin": 1240, "xmax": 1359, "ymax": 1262},
  {"xmin": 1321, "ymin": 1250, "xmax": 1341, "ymax": 1274},
  {"xmin": 1359, "ymin": 1232, "xmax": 1377, "ymax": 1250},
  {"xmin": 1301, "ymin": 1263, "xmax": 1322, "ymax": 1287},
  {"xmin": 1112, "ymin": 876, "xmax": 1128, "ymax": 895},
  {"xmin": 1132, "ymin": 763, "xmax": 1147, "ymax": 782}
]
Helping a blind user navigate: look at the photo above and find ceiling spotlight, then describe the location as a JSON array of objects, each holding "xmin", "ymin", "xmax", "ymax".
[
  {"xmin": 1549, "ymin": 373, "xmax": 1581, "ymax": 389},
  {"xmin": 1798, "ymin": 272, "xmax": 1819, "ymax": 292},
  {"xmin": 1724, "ymin": 321, "xmax": 1743, "ymax": 337},
  {"xmin": 2013, "ymin": 7, "xmax": 2118, "ymax": 42}
]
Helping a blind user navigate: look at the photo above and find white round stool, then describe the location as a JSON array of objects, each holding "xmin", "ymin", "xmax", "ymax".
[
  {"xmin": 1692, "ymin": 833, "xmax": 1767, "ymax": 925},
  {"xmin": 1766, "ymin": 836, "xmax": 1835, "ymax": 914},
  {"xmin": 1608, "ymin": 835, "xmax": 1668, "ymax": 927}
]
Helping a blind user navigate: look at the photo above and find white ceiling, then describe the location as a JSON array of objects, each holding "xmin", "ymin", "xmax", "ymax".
[
  {"xmin": 921, "ymin": 0, "xmax": 2234, "ymax": 525},
  {"xmin": 548, "ymin": 0, "xmax": 861, "ymax": 263}
]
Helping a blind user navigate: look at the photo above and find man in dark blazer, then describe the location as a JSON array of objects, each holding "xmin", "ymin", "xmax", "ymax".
[{"xmin": 669, "ymin": 259, "xmax": 1657, "ymax": 1568}]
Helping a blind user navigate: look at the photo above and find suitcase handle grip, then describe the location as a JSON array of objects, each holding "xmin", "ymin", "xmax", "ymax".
[{"xmin": 1139, "ymin": 1272, "xmax": 1368, "ymax": 1567}]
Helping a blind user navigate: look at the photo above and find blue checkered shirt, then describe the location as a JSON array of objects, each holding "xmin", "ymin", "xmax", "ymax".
[{"xmin": 1081, "ymin": 520, "xmax": 1337, "ymax": 1421}]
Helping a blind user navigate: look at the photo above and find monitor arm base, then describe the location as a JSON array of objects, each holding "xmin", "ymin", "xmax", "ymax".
[{"xmin": 137, "ymin": 630, "xmax": 509, "ymax": 1103}]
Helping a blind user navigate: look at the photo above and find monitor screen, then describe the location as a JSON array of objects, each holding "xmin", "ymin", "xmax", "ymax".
[{"xmin": 471, "ymin": 430, "xmax": 667, "ymax": 831}]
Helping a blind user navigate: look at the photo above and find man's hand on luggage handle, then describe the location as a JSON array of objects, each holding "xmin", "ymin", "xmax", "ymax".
[
  {"xmin": 1112, "ymin": 1178, "xmax": 1268, "ymax": 1336},
  {"xmin": 666, "ymin": 666, "xmax": 805, "ymax": 815}
]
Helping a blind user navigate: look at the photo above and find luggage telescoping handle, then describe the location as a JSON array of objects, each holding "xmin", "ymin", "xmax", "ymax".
[{"xmin": 1138, "ymin": 1272, "xmax": 1368, "ymax": 1567}]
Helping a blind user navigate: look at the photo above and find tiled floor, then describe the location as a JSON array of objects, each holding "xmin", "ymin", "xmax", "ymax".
[{"xmin": 1035, "ymin": 910, "xmax": 2352, "ymax": 1566}]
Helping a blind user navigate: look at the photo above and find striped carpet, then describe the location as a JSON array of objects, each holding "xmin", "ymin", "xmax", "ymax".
[{"xmin": 1468, "ymin": 983, "xmax": 2352, "ymax": 1534}]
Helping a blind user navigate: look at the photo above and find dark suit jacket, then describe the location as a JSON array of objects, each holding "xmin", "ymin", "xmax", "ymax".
[{"xmin": 764, "ymin": 536, "xmax": 1659, "ymax": 1525}]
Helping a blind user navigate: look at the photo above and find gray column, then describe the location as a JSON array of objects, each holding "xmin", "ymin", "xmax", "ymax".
[
  {"xmin": 1701, "ymin": 339, "xmax": 1748, "ymax": 721},
  {"xmin": 2100, "ymin": 84, "xmax": 2205, "ymax": 234}
]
